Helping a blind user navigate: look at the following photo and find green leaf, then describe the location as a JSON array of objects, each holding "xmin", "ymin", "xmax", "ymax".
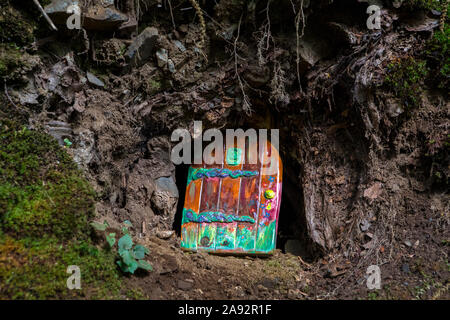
[
  {"xmin": 122, "ymin": 226, "xmax": 129, "ymax": 235},
  {"xmin": 106, "ymin": 233, "xmax": 116, "ymax": 247},
  {"xmin": 63, "ymin": 138, "xmax": 72, "ymax": 147},
  {"xmin": 132, "ymin": 244, "xmax": 149, "ymax": 259},
  {"xmin": 120, "ymin": 250, "xmax": 138, "ymax": 274},
  {"xmin": 117, "ymin": 260, "xmax": 136, "ymax": 273},
  {"xmin": 137, "ymin": 260, "xmax": 153, "ymax": 272},
  {"xmin": 118, "ymin": 234, "xmax": 133, "ymax": 255},
  {"xmin": 123, "ymin": 220, "xmax": 133, "ymax": 227},
  {"xmin": 116, "ymin": 260, "xmax": 126, "ymax": 272},
  {"xmin": 90, "ymin": 221, "xmax": 107, "ymax": 231}
]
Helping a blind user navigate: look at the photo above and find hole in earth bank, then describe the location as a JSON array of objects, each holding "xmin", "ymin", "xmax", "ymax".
[
  {"xmin": 173, "ymin": 163, "xmax": 190, "ymax": 236},
  {"xmin": 171, "ymin": 127, "xmax": 311, "ymax": 260}
]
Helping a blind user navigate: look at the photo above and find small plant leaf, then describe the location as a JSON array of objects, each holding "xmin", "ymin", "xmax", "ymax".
[
  {"xmin": 116, "ymin": 260, "xmax": 125, "ymax": 271},
  {"xmin": 117, "ymin": 260, "xmax": 135, "ymax": 273},
  {"xmin": 123, "ymin": 220, "xmax": 133, "ymax": 227},
  {"xmin": 63, "ymin": 138, "xmax": 72, "ymax": 147},
  {"xmin": 132, "ymin": 244, "xmax": 148, "ymax": 259},
  {"xmin": 106, "ymin": 233, "xmax": 116, "ymax": 247},
  {"xmin": 122, "ymin": 226, "xmax": 129, "ymax": 234},
  {"xmin": 137, "ymin": 260, "xmax": 153, "ymax": 272},
  {"xmin": 118, "ymin": 234, "xmax": 133, "ymax": 255},
  {"xmin": 120, "ymin": 250, "xmax": 138, "ymax": 274},
  {"xmin": 90, "ymin": 221, "xmax": 107, "ymax": 231}
]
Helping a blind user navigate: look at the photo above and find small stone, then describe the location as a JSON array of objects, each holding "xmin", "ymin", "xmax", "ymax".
[
  {"xmin": 430, "ymin": 9, "xmax": 442, "ymax": 16},
  {"xmin": 360, "ymin": 219, "xmax": 371, "ymax": 232},
  {"xmin": 86, "ymin": 72, "xmax": 105, "ymax": 87},
  {"xmin": 168, "ymin": 59, "xmax": 175, "ymax": 73},
  {"xmin": 257, "ymin": 284, "xmax": 267, "ymax": 292},
  {"xmin": 155, "ymin": 176, "xmax": 179, "ymax": 198},
  {"xmin": 173, "ymin": 40, "xmax": 186, "ymax": 52},
  {"xmin": 401, "ymin": 263, "xmax": 410, "ymax": 274},
  {"xmin": 151, "ymin": 175, "xmax": 178, "ymax": 221},
  {"xmin": 156, "ymin": 230, "xmax": 174, "ymax": 240},
  {"xmin": 178, "ymin": 279, "xmax": 193, "ymax": 291},
  {"xmin": 156, "ymin": 49, "xmax": 168, "ymax": 68},
  {"xmin": 125, "ymin": 27, "xmax": 159, "ymax": 66},
  {"xmin": 101, "ymin": 0, "xmax": 115, "ymax": 6},
  {"xmin": 364, "ymin": 182, "xmax": 382, "ymax": 200},
  {"xmin": 261, "ymin": 278, "xmax": 278, "ymax": 290},
  {"xmin": 16, "ymin": 78, "xmax": 39, "ymax": 105},
  {"xmin": 404, "ymin": 240, "xmax": 412, "ymax": 247}
]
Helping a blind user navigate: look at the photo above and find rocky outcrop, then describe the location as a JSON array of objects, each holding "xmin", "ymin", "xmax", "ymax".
[
  {"xmin": 125, "ymin": 27, "xmax": 159, "ymax": 67},
  {"xmin": 45, "ymin": 0, "xmax": 128, "ymax": 30}
]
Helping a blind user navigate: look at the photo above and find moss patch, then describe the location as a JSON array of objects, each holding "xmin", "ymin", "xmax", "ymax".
[
  {"xmin": 384, "ymin": 57, "xmax": 428, "ymax": 109},
  {"xmin": 403, "ymin": 0, "xmax": 450, "ymax": 12},
  {"xmin": 0, "ymin": 120, "xmax": 122, "ymax": 299},
  {"xmin": 0, "ymin": 236, "xmax": 121, "ymax": 299},
  {"xmin": 0, "ymin": 45, "xmax": 25, "ymax": 80},
  {"xmin": 0, "ymin": 121, "xmax": 95, "ymax": 239},
  {"xmin": 0, "ymin": 1, "xmax": 36, "ymax": 47}
]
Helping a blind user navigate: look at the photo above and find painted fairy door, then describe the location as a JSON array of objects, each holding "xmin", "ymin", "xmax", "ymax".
[{"xmin": 180, "ymin": 138, "xmax": 282, "ymax": 255}]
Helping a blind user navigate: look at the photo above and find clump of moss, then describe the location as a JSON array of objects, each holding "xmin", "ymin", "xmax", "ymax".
[
  {"xmin": 403, "ymin": 0, "xmax": 450, "ymax": 12},
  {"xmin": 0, "ymin": 120, "xmax": 95, "ymax": 239},
  {"xmin": 0, "ymin": 45, "xmax": 24, "ymax": 80},
  {"xmin": 0, "ymin": 1, "xmax": 36, "ymax": 46},
  {"xmin": 146, "ymin": 78, "xmax": 163, "ymax": 95},
  {"xmin": 384, "ymin": 57, "xmax": 429, "ymax": 109},
  {"xmin": 0, "ymin": 236, "xmax": 121, "ymax": 299},
  {"xmin": 0, "ymin": 120, "xmax": 122, "ymax": 299}
]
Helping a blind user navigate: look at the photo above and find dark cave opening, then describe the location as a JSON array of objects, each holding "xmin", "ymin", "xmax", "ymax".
[
  {"xmin": 170, "ymin": 120, "xmax": 311, "ymax": 259},
  {"xmin": 173, "ymin": 162, "xmax": 190, "ymax": 236}
]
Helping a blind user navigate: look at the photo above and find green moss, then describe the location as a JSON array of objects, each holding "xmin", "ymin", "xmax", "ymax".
[
  {"xmin": 0, "ymin": 120, "xmax": 95, "ymax": 239},
  {"xmin": 0, "ymin": 1, "xmax": 36, "ymax": 46},
  {"xmin": 0, "ymin": 236, "xmax": 121, "ymax": 299},
  {"xmin": 384, "ymin": 57, "xmax": 428, "ymax": 109},
  {"xmin": 0, "ymin": 44, "xmax": 24, "ymax": 80},
  {"xmin": 125, "ymin": 288, "xmax": 149, "ymax": 300},
  {"xmin": 0, "ymin": 119, "xmax": 122, "ymax": 299},
  {"xmin": 367, "ymin": 291, "xmax": 380, "ymax": 300},
  {"xmin": 147, "ymin": 79, "xmax": 163, "ymax": 94},
  {"xmin": 145, "ymin": 76, "xmax": 169, "ymax": 96},
  {"xmin": 403, "ymin": 0, "xmax": 450, "ymax": 12}
]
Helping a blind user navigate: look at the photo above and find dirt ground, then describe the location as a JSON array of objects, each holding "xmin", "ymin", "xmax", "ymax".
[{"xmin": 113, "ymin": 220, "xmax": 449, "ymax": 300}]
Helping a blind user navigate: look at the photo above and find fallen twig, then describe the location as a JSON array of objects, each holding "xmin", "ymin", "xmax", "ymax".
[{"xmin": 32, "ymin": 0, "xmax": 58, "ymax": 31}]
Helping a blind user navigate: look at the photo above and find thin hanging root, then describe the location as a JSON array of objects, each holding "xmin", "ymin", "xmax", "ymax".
[
  {"xmin": 188, "ymin": 0, "xmax": 206, "ymax": 49},
  {"xmin": 291, "ymin": 0, "xmax": 306, "ymax": 94},
  {"xmin": 32, "ymin": 0, "xmax": 58, "ymax": 31}
]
